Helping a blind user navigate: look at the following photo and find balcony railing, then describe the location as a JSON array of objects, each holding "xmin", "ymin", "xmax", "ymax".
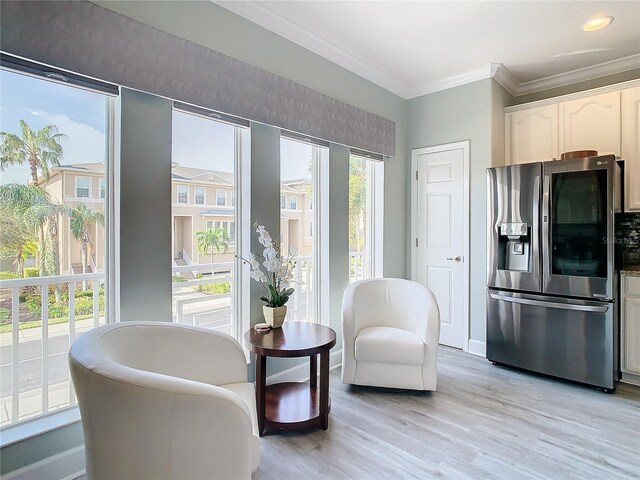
[
  {"xmin": 0, "ymin": 272, "xmax": 105, "ymax": 427},
  {"xmin": 1, "ymin": 253, "xmax": 360, "ymax": 427}
]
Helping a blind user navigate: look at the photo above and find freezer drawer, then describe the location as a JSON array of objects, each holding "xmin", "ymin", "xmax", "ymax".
[{"xmin": 487, "ymin": 290, "xmax": 618, "ymax": 390}]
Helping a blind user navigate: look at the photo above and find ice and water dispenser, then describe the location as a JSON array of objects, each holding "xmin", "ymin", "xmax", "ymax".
[{"xmin": 498, "ymin": 222, "xmax": 531, "ymax": 272}]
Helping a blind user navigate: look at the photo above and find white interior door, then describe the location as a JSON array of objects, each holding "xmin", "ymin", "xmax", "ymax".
[{"xmin": 412, "ymin": 142, "xmax": 469, "ymax": 349}]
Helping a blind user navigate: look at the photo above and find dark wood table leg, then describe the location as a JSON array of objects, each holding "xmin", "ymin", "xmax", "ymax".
[
  {"xmin": 310, "ymin": 353, "xmax": 317, "ymax": 388},
  {"xmin": 319, "ymin": 350, "xmax": 330, "ymax": 430},
  {"xmin": 256, "ymin": 354, "xmax": 267, "ymax": 436}
]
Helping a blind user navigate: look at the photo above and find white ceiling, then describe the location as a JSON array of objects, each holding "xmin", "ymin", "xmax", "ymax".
[{"xmin": 216, "ymin": 1, "xmax": 640, "ymax": 99}]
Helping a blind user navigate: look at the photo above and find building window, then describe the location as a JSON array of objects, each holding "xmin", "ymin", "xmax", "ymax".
[
  {"xmin": 177, "ymin": 185, "xmax": 188, "ymax": 203},
  {"xmin": 0, "ymin": 65, "xmax": 112, "ymax": 428},
  {"xmin": 280, "ymin": 195, "xmax": 286, "ymax": 209},
  {"xmin": 76, "ymin": 176, "xmax": 91, "ymax": 198},
  {"xmin": 194, "ymin": 187, "xmax": 205, "ymax": 205},
  {"xmin": 348, "ymin": 154, "xmax": 384, "ymax": 283},
  {"xmin": 216, "ymin": 189, "xmax": 226, "ymax": 206},
  {"xmin": 172, "ymin": 107, "xmax": 247, "ymax": 341},
  {"xmin": 280, "ymin": 137, "xmax": 329, "ymax": 324}
]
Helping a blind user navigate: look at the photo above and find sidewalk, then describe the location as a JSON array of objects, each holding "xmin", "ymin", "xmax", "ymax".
[{"xmin": 0, "ymin": 317, "xmax": 102, "ymax": 347}]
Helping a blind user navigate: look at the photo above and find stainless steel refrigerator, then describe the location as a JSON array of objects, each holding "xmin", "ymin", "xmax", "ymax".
[{"xmin": 486, "ymin": 155, "xmax": 621, "ymax": 392}]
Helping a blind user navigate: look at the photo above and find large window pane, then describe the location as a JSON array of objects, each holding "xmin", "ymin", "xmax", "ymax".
[
  {"xmin": 0, "ymin": 68, "xmax": 112, "ymax": 427},
  {"xmin": 171, "ymin": 109, "xmax": 246, "ymax": 338},
  {"xmin": 349, "ymin": 154, "xmax": 384, "ymax": 283},
  {"xmin": 280, "ymin": 138, "xmax": 328, "ymax": 324}
]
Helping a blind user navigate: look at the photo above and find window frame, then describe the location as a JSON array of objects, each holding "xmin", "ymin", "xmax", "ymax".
[
  {"xmin": 194, "ymin": 186, "xmax": 206, "ymax": 205},
  {"xmin": 216, "ymin": 188, "xmax": 227, "ymax": 206},
  {"xmin": 177, "ymin": 185, "xmax": 189, "ymax": 204},
  {"xmin": 75, "ymin": 176, "xmax": 91, "ymax": 198},
  {"xmin": 289, "ymin": 196, "xmax": 298, "ymax": 210}
]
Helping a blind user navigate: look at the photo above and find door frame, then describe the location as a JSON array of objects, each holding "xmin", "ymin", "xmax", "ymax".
[{"xmin": 410, "ymin": 141, "xmax": 470, "ymax": 352}]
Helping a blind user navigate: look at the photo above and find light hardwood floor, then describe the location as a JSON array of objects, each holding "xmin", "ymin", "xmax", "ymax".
[{"xmin": 254, "ymin": 347, "xmax": 640, "ymax": 480}]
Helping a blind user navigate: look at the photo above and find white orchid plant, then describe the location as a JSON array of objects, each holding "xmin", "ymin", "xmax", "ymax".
[{"xmin": 240, "ymin": 225, "xmax": 296, "ymax": 308}]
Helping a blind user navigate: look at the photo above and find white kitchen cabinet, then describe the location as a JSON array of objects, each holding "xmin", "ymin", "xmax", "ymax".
[
  {"xmin": 622, "ymin": 273, "xmax": 640, "ymax": 385},
  {"xmin": 505, "ymin": 104, "xmax": 559, "ymax": 164},
  {"xmin": 621, "ymin": 86, "xmax": 640, "ymax": 212},
  {"xmin": 560, "ymin": 91, "xmax": 621, "ymax": 157}
]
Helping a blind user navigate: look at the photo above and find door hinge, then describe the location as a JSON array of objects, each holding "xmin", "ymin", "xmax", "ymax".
[
  {"xmin": 415, "ymin": 170, "xmax": 418, "ymax": 181},
  {"xmin": 416, "ymin": 238, "xmax": 418, "ymax": 247}
]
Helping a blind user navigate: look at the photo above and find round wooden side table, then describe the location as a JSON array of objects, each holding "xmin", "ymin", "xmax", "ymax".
[{"xmin": 244, "ymin": 321, "xmax": 336, "ymax": 436}]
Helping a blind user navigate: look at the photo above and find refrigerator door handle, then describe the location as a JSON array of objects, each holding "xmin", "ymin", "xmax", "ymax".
[
  {"xmin": 541, "ymin": 174, "xmax": 550, "ymax": 283},
  {"xmin": 489, "ymin": 293, "xmax": 609, "ymax": 313}
]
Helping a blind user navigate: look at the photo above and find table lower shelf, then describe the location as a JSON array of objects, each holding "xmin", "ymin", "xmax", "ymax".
[{"xmin": 265, "ymin": 382, "xmax": 331, "ymax": 430}]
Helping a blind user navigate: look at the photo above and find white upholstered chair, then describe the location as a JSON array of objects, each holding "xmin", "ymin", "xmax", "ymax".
[
  {"xmin": 69, "ymin": 322, "xmax": 259, "ymax": 480},
  {"xmin": 341, "ymin": 278, "xmax": 440, "ymax": 391}
]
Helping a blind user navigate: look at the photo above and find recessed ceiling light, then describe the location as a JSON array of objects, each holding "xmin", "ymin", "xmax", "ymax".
[{"xmin": 582, "ymin": 16, "xmax": 613, "ymax": 32}]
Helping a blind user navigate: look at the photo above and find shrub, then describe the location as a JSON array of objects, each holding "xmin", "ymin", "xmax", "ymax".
[
  {"xmin": 23, "ymin": 268, "xmax": 39, "ymax": 278},
  {"xmin": 0, "ymin": 307, "xmax": 9, "ymax": 321},
  {"xmin": 48, "ymin": 303, "xmax": 69, "ymax": 318},
  {"xmin": 0, "ymin": 271, "xmax": 20, "ymax": 280},
  {"xmin": 26, "ymin": 297, "xmax": 41, "ymax": 314},
  {"xmin": 200, "ymin": 282, "xmax": 231, "ymax": 295}
]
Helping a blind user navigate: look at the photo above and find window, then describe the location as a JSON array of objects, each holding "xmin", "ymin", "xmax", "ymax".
[
  {"xmin": 280, "ymin": 137, "xmax": 329, "ymax": 324},
  {"xmin": 76, "ymin": 176, "xmax": 91, "ymax": 198},
  {"xmin": 195, "ymin": 187, "xmax": 205, "ymax": 205},
  {"xmin": 177, "ymin": 185, "xmax": 188, "ymax": 203},
  {"xmin": 216, "ymin": 189, "xmax": 226, "ymax": 206},
  {"xmin": 172, "ymin": 107, "xmax": 248, "ymax": 341},
  {"xmin": 280, "ymin": 195, "xmax": 286, "ymax": 209},
  {"xmin": 348, "ymin": 154, "xmax": 384, "ymax": 283},
  {"xmin": 0, "ymin": 66, "xmax": 113, "ymax": 428}
]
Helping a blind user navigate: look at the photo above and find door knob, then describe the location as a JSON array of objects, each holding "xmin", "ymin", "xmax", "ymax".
[{"xmin": 446, "ymin": 255, "xmax": 462, "ymax": 262}]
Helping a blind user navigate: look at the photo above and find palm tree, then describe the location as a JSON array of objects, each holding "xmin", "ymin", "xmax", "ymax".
[
  {"xmin": 1, "ymin": 120, "xmax": 66, "ymax": 279},
  {"xmin": 196, "ymin": 227, "xmax": 230, "ymax": 263},
  {"xmin": 0, "ymin": 184, "xmax": 56, "ymax": 276},
  {"xmin": 67, "ymin": 204, "xmax": 105, "ymax": 290},
  {"xmin": 0, "ymin": 202, "xmax": 37, "ymax": 277},
  {"xmin": 0, "ymin": 120, "xmax": 65, "ymax": 186},
  {"xmin": 348, "ymin": 157, "xmax": 367, "ymax": 250}
]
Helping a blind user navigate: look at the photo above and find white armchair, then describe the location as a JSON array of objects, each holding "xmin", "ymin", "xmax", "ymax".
[
  {"xmin": 69, "ymin": 322, "xmax": 259, "ymax": 480},
  {"xmin": 341, "ymin": 278, "xmax": 440, "ymax": 391}
]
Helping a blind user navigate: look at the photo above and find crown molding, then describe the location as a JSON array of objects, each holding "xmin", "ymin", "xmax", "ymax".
[
  {"xmin": 514, "ymin": 53, "xmax": 640, "ymax": 96},
  {"xmin": 213, "ymin": 1, "xmax": 640, "ymax": 100},
  {"xmin": 214, "ymin": 0, "xmax": 410, "ymax": 98},
  {"xmin": 405, "ymin": 65, "xmax": 494, "ymax": 99}
]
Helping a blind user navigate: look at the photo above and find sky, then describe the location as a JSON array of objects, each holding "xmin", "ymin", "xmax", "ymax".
[{"xmin": 1, "ymin": 68, "xmax": 312, "ymax": 184}]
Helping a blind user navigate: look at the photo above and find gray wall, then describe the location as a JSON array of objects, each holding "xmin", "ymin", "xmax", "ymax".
[
  {"xmin": 117, "ymin": 89, "xmax": 173, "ymax": 322},
  {"xmin": 408, "ymin": 79, "xmax": 513, "ymax": 343}
]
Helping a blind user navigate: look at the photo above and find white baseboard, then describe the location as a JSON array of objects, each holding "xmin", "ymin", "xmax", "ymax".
[
  {"xmin": 467, "ymin": 340, "xmax": 486, "ymax": 358},
  {"xmin": 3, "ymin": 445, "xmax": 85, "ymax": 480},
  {"xmin": 267, "ymin": 349, "xmax": 342, "ymax": 384},
  {"xmin": 621, "ymin": 372, "xmax": 640, "ymax": 387}
]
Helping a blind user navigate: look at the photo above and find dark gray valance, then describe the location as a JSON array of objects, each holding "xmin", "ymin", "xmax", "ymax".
[{"xmin": 0, "ymin": 1, "xmax": 395, "ymax": 156}]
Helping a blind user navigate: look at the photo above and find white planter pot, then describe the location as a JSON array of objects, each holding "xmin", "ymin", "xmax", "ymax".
[{"xmin": 263, "ymin": 305, "xmax": 287, "ymax": 328}]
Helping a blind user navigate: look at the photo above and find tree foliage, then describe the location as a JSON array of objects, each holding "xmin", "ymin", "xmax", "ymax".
[{"xmin": 195, "ymin": 227, "xmax": 230, "ymax": 262}]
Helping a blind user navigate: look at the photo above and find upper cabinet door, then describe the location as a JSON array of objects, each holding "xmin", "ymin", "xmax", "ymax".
[
  {"xmin": 560, "ymin": 91, "xmax": 621, "ymax": 156},
  {"xmin": 622, "ymin": 86, "xmax": 640, "ymax": 212},
  {"xmin": 506, "ymin": 105, "xmax": 559, "ymax": 164}
]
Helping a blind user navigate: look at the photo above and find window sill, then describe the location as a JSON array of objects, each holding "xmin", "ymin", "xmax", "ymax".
[{"xmin": 0, "ymin": 407, "xmax": 81, "ymax": 448}]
